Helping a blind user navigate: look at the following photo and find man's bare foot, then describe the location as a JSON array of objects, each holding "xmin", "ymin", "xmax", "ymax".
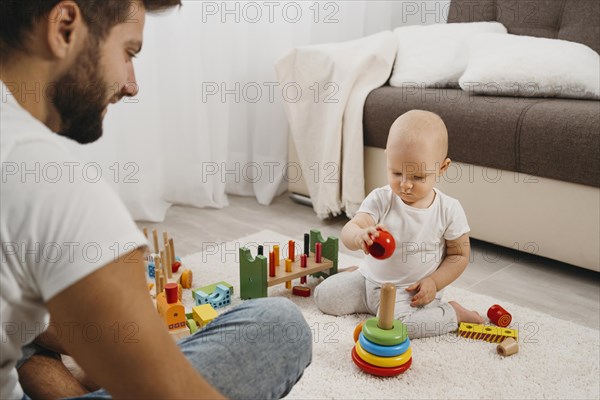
[
  {"xmin": 449, "ymin": 301, "xmax": 484, "ymax": 324},
  {"xmin": 338, "ymin": 266, "xmax": 358, "ymax": 273}
]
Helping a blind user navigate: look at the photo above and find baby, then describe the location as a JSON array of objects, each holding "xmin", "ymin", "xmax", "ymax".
[{"xmin": 314, "ymin": 110, "xmax": 483, "ymax": 339}]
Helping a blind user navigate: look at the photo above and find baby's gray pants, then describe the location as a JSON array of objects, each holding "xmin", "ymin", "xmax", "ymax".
[{"xmin": 314, "ymin": 270, "xmax": 458, "ymax": 339}]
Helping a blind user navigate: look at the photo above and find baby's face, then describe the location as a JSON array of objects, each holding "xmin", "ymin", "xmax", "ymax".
[{"xmin": 386, "ymin": 137, "xmax": 448, "ymax": 207}]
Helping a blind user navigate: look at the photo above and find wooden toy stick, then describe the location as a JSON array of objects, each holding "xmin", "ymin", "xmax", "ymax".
[
  {"xmin": 258, "ymin": 245, "xmax": 263, "ymax": 256},
  {"xmin": 285, "ymin": 259, "xmax": 292, "ymax": 289},
  {"xmin": 304, "ymin": 233, "xmax": 309, "ymax": 256},
  {"xmin": 165, "ymin": 242, "xmax": 172, "ymax": 277},
  {"xmin": 315, "ymin": 242, "xmax": 322, "ymax": 263},
  {"xmin": 163, "ymin": 231, "xmax": 169, "ymax": 245},
  {"xmin": 269, "ymin": 251, "xmax": 275, "ymax": 277},
  {"xmin": 274, "ymin": 245, "xmax": 280, "ymax": 267},
  {"xmin": 152, "ymin": 229, "xmax": 159, "ymax": 254},
  {"xmin": 168, "ymin": 239, "xmax": 175, "ymax": 266},
  {"xmin": 143, "ymin": 227, "xmax": 148, "ymax": 239},
  {"xmin": 159, "ymin": 274, "xmax": 166, "ymax": 295},
  {"xmin": 378, "ymin": 283, "xmax": 396, "ymax": 330},
  {"xmin": 154, "ymin": 255, "xmax": 160, "ymax": 295},
  {"xmin": 300, "ymin": 254, "xmax": 307, "ymax": 284},
  {"xmin": 288, "ymin": 240, "xmax": 295, "ymax": 262},
  {"xmin": 160, "ymin": 250, "xmax": 169, "ymax": 281}
]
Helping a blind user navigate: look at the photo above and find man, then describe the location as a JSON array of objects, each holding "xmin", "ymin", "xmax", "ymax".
[{"xmin": 0, "ymin": 1, "xmax": 312, "ymax": 398}]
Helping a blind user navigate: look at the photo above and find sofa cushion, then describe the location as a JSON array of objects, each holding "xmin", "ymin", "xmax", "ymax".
[
  {"xmin": 447, "ymin": 0, "xmax": 600, "ymax": 54},
  {"xmin": 363, "ymin": 86, "xmax": 600, "ymax": 187}
]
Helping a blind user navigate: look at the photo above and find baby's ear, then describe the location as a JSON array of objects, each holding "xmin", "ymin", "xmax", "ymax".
[{"xmin": 439, "ymin": 158, "xmax": 451, "ymax": 174}]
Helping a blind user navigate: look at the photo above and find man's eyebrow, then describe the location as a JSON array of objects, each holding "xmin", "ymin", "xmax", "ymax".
[{"xmin": 126, "ymin": 40, "xmax": 143, "ymax": 53}]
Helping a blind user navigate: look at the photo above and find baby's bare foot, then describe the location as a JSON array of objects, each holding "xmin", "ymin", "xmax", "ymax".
[
  {"xmin": 449, "ymin": 301, "xmax": 484, "ymax": 324},
  {"xmin": 339, "ymin": 266, "xmax": 358, "ymax": 273}
]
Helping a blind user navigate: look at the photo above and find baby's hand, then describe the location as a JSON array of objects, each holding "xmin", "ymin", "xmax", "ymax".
[
  {"xmin": 354, "ymin": 224, "xmax": 388, "ymax": 255},
  {"xmin": 405, "ymin": 277, "xmax": 437, "ymax": 307}
]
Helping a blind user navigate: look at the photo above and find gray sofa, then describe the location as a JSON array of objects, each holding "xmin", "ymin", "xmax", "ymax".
[{"xmin": 362, "ymin": 0, "xmax": 600, "ymax": 271}]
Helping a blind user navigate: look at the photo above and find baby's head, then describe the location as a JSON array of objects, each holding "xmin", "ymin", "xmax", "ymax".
[{"xmin": 386, "ymin": 110, "xmax": 450, "ymax": 207}]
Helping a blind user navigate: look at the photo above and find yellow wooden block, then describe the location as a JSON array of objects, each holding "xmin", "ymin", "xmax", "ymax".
[
  {"xmin": 192, "ymin": 304, "xmax": 218, "ymax": 328},
  {"xmin": 458, "ymin": 322, "xmax": 518, "ymax": 343}
]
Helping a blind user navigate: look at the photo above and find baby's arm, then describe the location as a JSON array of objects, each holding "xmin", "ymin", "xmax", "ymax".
[
  {"xmin": 430, "ymin": 233, "xmax": 471, "ymax": 290},
  {"xmin": 341, "ymin": 213, "xmax": 384, "ymax": 254},
  {"xmin": 406, "ymin": 233, "xmax": 470, "ymax": 307}
]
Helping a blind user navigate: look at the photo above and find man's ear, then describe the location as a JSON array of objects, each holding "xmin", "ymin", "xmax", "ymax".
[
  {"xmin": 439, "ymin": 157, "xmax": 451, "ymax": 175},
  {"xmin": 46, "ymin": 1, "xmax": 85, "ymax": 60}
]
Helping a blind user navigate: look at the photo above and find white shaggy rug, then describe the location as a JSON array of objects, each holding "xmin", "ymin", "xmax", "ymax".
[{"xmin": 175, "ymin": 230, "xmax": 599, "ymax": 400}]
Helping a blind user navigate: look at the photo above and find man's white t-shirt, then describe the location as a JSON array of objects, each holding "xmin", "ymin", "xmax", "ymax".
[
  {"xmin": 0, "ymin": 81, "xmax": 147, "ymax": 399},
  {"xmin": 358, "ymin": 185, "xmax": 470, "ymax": 286}
]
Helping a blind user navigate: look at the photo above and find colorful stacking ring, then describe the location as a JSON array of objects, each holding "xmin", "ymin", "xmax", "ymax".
[
  {"xmin": 351, "ymin": 346, "xmax": 412, "ymax": 377},
  {"xmin": 353, "ymin": 321, "xmax": 365, "ymax": 343},
  {"xmin": 362, "ymin": 317, "xmax": 408, "ymax": 346},
  {"xmin": 355, "ymin": 342, "xmax": 412, "ymax": 368},
  {"xmin": 358, "ymin": 332, "xmax": 410, "ymax": 357}
]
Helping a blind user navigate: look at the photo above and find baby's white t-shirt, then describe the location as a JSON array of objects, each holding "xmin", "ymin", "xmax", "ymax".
[
  {"xmin": 357, "ymin": 185, "xmax": 470, "ymax": 286},
  {"xmin": 0, "ymin": 81, "xmax": 147, "ymax": 400}
]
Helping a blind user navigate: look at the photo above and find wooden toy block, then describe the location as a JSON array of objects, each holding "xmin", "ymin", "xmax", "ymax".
[
  {"xmin": 156, "ymin": 292, "xmax": 187, "ymax": 331},
  {"xmin": 239, "ymin": 248, "xmax": 268, "ymax": 300},
  {"xmin": 239, "ymin": 230, "xmax": 339, "ymax": 300},
  {"xmin": 192, "ymin": 282, "xmax": 233, "ymax": 309},
  {"xmin": 487, "ymin": 304, "xmax": 512, "ymax": 328},
  {"xmin": 179, "ymin": 269, "xmax": 193, "ymax": 289},
  {"xmin": 192, "ymin": 304, "xmax": 218, "ymax": 328},
  {"xmin": 458, "ymin": 322, "xmax": 518, "ymax": 343},
  {"xmin": 187, "ymin": 318, "xmax": 198, "ymax": 334},
  {"xmin": 292, "ymin": 286, "xmax": 311, "ymax": 297},
  {"xmin": 497, "ymin": 337, "xmax": 518, "ymax": 356},
  {"xmin": 285, "ymin": 258, "xmax": 292, "ymax": 289},
  {"xmin": 274, "ymin": 245, "xmax": 280, "ymax": 267},
  {"xmin": 147, "ymin": 261, "xmax": 156, "ymax": 278}
]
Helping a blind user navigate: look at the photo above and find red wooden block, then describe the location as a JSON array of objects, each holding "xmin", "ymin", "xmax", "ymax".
[{"xmin": 292, "ymin": 286, "xmax": 311, "ymax": 297}]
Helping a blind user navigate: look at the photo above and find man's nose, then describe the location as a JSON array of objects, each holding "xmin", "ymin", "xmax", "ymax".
[{"xmin": 122, "ymin": 65, "xmax": 139, "ymax": 97}]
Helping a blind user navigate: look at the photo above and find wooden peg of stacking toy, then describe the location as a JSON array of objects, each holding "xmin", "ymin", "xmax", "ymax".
[
  {"xmin": 351, "ymin": 283, "xmax": 412, "ymax": 377},
  {"xmin": 274, "ymin": 245, "xmax": 280, "ymax": 267},
  {"xmin": 152, "ymin": 229, "xmax": 159, "ymax": 255},
  {"xmin": 487, "ymin": 304, "xmax": 512, "ymax": 328},
  {"xmin": 169, "ymin": 238, "xmax": 181, "ymax": 273},
  {"xmin": 285, "ymin": 259, "xmax": 292, "ymax": 289},
  {"xmin": 368, "ymin": 228, "xmax": 396, "ymax": 260}
]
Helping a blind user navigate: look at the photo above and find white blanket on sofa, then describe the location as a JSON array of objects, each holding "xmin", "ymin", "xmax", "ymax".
[{"xmin": 275, "ymin": 32, "xmax": 397, "ymax": 218}]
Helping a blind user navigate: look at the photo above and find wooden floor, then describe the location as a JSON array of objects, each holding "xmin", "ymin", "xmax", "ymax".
[{"xmin": 138, "ymin": 194, "xmax": 600, "ymax": 330}]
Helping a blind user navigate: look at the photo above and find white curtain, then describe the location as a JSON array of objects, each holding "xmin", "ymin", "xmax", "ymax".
[{"xmin": 67, "ymin": 1, "xmax": 410, "ymax": 222}]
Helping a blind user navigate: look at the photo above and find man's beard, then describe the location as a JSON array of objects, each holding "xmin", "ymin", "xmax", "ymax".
[{"xmin": 53, "ymin": 37, "xmax": 111, "ymax": 144}]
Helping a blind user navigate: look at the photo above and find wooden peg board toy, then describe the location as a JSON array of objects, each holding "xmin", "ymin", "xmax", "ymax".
[
  {"xmin": 239, "ymin": 229, "xmax": 339, "ymax": 300},
  {"xmin": 458, "ymin": 322, "xmax": 518, "ymax": 343}
]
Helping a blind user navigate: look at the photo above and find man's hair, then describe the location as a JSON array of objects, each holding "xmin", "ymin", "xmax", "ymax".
[{"xmin": 0, "ymin": 0, "xmax": 181, "ymax": 61}]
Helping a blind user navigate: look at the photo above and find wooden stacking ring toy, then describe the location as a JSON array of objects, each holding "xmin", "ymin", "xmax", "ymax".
[
  {"xmin": 358, "ymin": 332, "xmax": 410, "ymax": 357},
  {"xmin": 351, "ymin": 347, "xmax": 412, "ymax": 377},
  {"xmin": 353, "ymin": 320, "xmax": 365, "ymax": 343},
  {"xmin": 355, "ymin": 342, "xmax": 412, "ymax": 368},
  {"xmin": 362, "ymin": 317, "xmax": 408, "ymax": 346},
  {"xmin": 351, "ymin": 283, "xmax": 412, "ymax": 376}
]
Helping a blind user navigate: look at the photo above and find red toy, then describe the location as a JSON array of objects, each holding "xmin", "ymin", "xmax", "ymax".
[
  {"xmin": 487, "ymin": 304, "xmax": 512, "ymax": 327},
  {"xmin": 368, "ymin": 228, "xmax": 396, "ymax": 260}
]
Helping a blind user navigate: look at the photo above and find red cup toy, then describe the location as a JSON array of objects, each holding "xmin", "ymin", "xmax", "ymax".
[
  {"xmin": 487, "ymin": 304, "xmax": 512, "ymax": 328},
  {"xmin": 368, "ymin": 228, "xmax": 396, "ymax": 260}
]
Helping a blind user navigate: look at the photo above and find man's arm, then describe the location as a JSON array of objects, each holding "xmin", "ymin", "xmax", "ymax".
[{"xmin": 46, "ymin": 248, "xmax": 225, "ymax": 399}]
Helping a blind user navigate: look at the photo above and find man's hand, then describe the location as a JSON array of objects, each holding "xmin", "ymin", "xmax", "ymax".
[
  {"xmin": 405, "ymin": 277, "xmax": 437, "ymax": 307},
  {"xmin": 46, "ymin": 248, "xmax": 225, "ymax": 399}
]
